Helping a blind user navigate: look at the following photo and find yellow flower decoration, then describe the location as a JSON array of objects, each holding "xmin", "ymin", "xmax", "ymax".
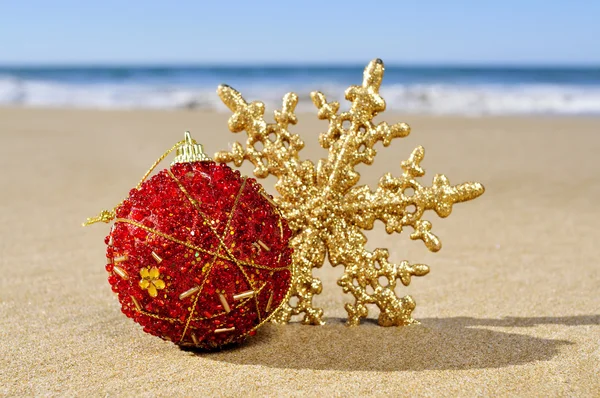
[{"xmin": 139, "ymin": 266, "xmax": 165, "ymax": 298}]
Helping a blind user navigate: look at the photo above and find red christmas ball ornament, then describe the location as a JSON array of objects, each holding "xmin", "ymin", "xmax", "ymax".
[{"xmin": 89, "ymin": 132, "xmax": 293, "ymax": 349}]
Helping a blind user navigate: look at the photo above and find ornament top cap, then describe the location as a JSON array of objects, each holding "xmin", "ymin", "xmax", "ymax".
[{"xmin": 171, "ymin": 131, "xmax": 211, "ymax": 165}]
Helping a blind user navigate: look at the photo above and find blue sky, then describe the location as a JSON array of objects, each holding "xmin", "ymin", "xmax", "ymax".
[{"xmin": 1, "ymin": 0, "xmax": 598, "ymax": 65}]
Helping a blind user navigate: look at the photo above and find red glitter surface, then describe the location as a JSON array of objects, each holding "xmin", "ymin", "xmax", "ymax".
[{"xmin": 104, "ymin": 161, "xmax": 293, "ymax": 349}]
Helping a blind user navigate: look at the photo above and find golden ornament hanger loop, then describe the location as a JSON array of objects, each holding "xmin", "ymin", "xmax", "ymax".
[{"xmin": 82, "ymin": 131, "xmax": 207, "ymax": 226}]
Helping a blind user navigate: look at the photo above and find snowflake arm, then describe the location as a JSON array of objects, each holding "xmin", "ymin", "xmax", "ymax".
[
  {"xmin": 271, "ymin": 228, "xmax": 326, "ymax": 325},
  {"xmin": 327, "ymin": 221, "xmax": 430, "ymax": 326},
  {"xmin": 215, "ymin": 84, "xmax": 306, "ymax": 180},
  {"xmin": 344, "ymin": 146, "xmax": 485, "ymax": 252},
  {"xmin": 310, "ymin": 59, "xmax": 411, "ymax": 194}
]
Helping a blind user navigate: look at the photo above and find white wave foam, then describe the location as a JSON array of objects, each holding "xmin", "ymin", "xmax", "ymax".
[
  {"xmin": 1, "ymin": 77, "xmax": 600, "ymax": 115},
  {"xmin": 381, "ymin": 84, "xmax": 600, "ymax": 115},
  {"xmin": 0, "ymin": 77, "xmax": 218, "ymax": 109}
]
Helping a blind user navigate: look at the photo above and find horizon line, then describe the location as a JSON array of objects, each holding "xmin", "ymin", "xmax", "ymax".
[{"xmin": 0, "ymin": 61, "xmax": 599, "ymax": 69}]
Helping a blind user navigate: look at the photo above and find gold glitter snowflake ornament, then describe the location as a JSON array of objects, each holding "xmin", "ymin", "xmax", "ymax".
[{"xmin": 216, "ymin": 59, "xmax": 484, "ymax": 327}]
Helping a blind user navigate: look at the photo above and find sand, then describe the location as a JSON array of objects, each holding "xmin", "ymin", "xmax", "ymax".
[{"xmin": 0, "ymin": 107, "xmax": 598, "ymax": 397}]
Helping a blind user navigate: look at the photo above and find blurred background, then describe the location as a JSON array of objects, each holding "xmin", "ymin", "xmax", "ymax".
[{"xmin": 1, "ymin": 0, "xmax": 599, "ymax": 115}]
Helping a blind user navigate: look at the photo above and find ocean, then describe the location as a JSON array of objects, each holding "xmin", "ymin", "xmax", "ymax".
[{"xmin": 1, "ymin": 65, "xmax": 600, "ymax": 115}]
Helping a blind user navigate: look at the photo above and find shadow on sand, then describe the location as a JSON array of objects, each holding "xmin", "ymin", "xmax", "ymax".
[{"xmin": 198, "ymin": 315, "xmax": 599, "ymax": 371}]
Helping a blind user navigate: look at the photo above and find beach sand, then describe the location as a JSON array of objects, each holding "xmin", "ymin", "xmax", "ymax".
[{"xmin": 0, "ymin": 107, "xmax": 598, "ymax": 396}]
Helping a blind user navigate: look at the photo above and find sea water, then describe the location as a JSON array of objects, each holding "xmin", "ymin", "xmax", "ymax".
[{"xmin": 1, "ymin": 65, "xmax": 599, "ymax": 115}]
